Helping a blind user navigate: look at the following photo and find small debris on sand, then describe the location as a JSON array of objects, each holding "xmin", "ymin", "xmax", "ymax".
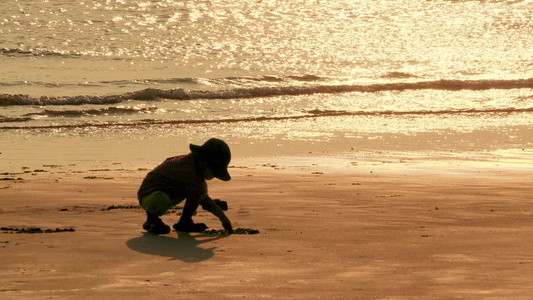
[
  {"xmin": 203, "ymin": 228, "xmax": 260, "ymax": 235},
  {"xmin": 1, "ymin": 227, "xmax": 75, "ymax": 234},
  {"xmin": 101, "ymin": 205, "xmax": 140, "ymax": 211}
]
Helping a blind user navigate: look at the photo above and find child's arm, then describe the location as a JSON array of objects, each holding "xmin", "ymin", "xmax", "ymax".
[{"xmin": 201, "ymin": 196, "xmax": 233, "ymax": 232}]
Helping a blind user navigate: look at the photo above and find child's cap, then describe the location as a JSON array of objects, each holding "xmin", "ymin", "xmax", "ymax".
[{"xmin": 190, "ymin": 138, "xmax": 231, "ymax": 181}]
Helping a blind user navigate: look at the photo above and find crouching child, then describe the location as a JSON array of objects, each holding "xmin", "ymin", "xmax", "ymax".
[{"xmin": 137, "ymin": 138, "xmax": 233, "ymax": 234}]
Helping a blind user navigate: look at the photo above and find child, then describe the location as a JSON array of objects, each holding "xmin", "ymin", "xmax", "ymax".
[{"xmin": 137, "ymin": 138, "xmax": 233, "ymax": 234}]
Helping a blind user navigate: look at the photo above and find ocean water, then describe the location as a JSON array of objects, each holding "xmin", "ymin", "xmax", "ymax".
[{"xmin": 1, "ymin": 0, "xmax": 533, "ymax": 170}]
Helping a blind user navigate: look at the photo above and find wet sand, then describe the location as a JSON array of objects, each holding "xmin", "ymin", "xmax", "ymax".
[{"xmin": 0, "ymin": 160, "xmax": 531, "ymax": 299}]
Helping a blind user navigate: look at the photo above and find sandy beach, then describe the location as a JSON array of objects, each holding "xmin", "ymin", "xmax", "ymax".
[{"xmin": 1, "ymin": 156, "xmax": 531, "ymax": 299}]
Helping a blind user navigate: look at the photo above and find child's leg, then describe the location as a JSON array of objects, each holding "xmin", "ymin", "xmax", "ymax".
[
  {"xmin": 178, "ymin": 196, "xmax": 200, "ymax": 224},
  {"xmin": 139, "ymin": 191, "xmax": 172, "ymax": 234},
  {"xmin": 169, "ymin": 196, "xmax": 185, "ymax": 207},
  {"xmin": 173, "ymin": 195, "xmax": 208, "ymax": 232}
]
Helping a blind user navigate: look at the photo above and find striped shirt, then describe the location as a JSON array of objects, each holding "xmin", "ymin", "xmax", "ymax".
[{"xmin": 137, "ymin": 153, "xmax": 207, "ymax": 201}]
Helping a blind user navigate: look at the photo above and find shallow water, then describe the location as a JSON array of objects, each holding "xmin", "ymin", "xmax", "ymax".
[{"xmin": 1, "ymin": 0, "xmax": 532, "ymax": 170}]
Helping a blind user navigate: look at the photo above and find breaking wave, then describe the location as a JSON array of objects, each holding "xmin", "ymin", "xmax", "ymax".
[
  {"xmin": 0, "ymin": 116, "xmax": 33, "ymax": 123},
  {"xmin": 21, "ymin": 107, "xmax": 158, "ymax": 118},
  {"xmin": 1, "ymin": 78, "xmax": 532, "ymax": 106},
  {"xmin": 0, "ymin": 107, "xmax": 159, "ymax": 124},
  {"xmin": 0, "ymin": 47, "xmax": 81, "ymax": 58},
  {"xmin": 2, "ymin": 107, "xmax": 532, "ymax": 130}
]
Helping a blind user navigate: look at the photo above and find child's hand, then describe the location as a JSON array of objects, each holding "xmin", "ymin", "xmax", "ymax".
[{"xmin": 221, "ymin": 218, "xmax": 233, "ymax": 233}]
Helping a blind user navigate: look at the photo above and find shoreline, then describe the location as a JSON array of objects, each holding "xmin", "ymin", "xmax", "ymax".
[
  {"xmin": 2, "ymin": 125, "xmax": 532, "ymax": 175},
  {"xmin": 2, "ymin": 148, "xmax": 533, "ymax": 182}
]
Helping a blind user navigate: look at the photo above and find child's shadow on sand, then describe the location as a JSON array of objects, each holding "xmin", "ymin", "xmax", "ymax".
[{"xmin": 126, "ymin": 231, "xmax": 227, "ymax": 262}]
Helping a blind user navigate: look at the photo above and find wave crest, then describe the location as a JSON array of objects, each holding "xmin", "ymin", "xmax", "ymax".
[
  {"xmin": 0, "ymin": 115, "xmax": 33, "ymax": 123},
  {"xmin": 0, "ymin": 47, "xmax": 80, "ymax": 58},
  {"xmin": 2, "ymin": 107, "xmax": 532, "ymax": 130},
  {"xmin": 1, "ymin": 78, "xmax": 532, "ymax": 106},
  {"xmin": 22, "ymin": 107, "xmax": 158, "ymax": 118}
]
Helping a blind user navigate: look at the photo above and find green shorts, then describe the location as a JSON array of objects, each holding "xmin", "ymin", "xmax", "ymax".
[{"xmin": 138, "ymin": 191, "xmax": 185, "ymax": 216}]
